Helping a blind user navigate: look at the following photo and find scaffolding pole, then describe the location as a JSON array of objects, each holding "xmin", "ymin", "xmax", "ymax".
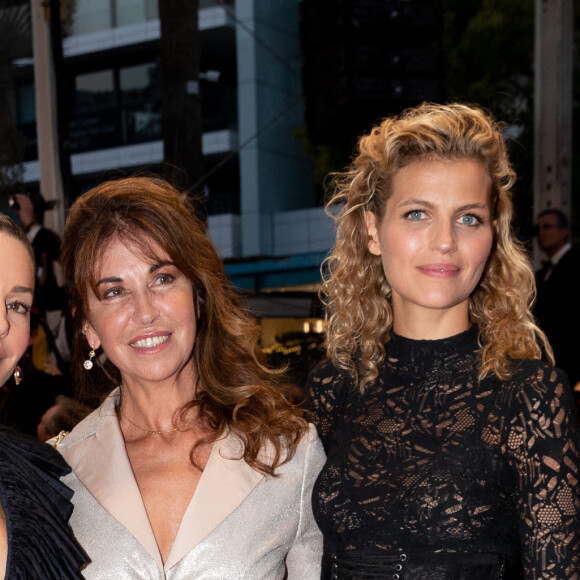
[
  {"xmin": 533, "ymin": 0, "xmax": 573, "ymax": 223},
  {"xmin": 30, "ymin": 0, "xmax": 65, "ymax": 234}
]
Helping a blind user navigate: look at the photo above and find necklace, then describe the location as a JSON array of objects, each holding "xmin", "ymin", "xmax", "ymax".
[{"xmin": 120, "ymin": 412, "xmax": 179, "ymax": 435}]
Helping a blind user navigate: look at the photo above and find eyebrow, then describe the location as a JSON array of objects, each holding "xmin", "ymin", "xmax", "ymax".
[
  {"xmin": 95, "ymin": 261, "xmax": 176, "ymax": 286},
  {"xmin": 399, "ymin": 199, "xmax": 488, "ymax": 211},
  {"xmin": 95, "ymin": 276, "xmax": 122, "ymax": 287},
  {"xmin": 150, "ymin": 261, "xmax": 174, "ymax": 273},
  {"xmin": 11, "ymin": 285, "xmax": 33, "ymax": 294}
]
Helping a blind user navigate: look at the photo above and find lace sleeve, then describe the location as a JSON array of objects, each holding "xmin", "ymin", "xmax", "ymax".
[
  {"xmin": 306, "ymin": 359, "xmax": 346, "ymax": 451},
  {"xmin": 504, "ymin": 364, "xmax": 580, "ymax": 579}
]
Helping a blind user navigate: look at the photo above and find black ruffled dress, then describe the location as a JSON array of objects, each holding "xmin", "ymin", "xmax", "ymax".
[{"xmin": 0, "ymin": 426, "xmax": 87, "ymax": 578}]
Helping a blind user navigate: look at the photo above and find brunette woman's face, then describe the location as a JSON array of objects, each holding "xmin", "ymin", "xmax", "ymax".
[
  {"xmin": 366, "ymin": 158, "xmax": 494, "ymax": 334},
  {"xmin": 0, "ymin": 233, "xmax": 34, "ymax": 385},
  {"xmin": 83, "ymin": 236, "xmax": 198, "ymax": 389}
]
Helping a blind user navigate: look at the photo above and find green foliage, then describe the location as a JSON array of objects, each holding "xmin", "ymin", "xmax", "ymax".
[
  {"xmin": 442, "ymin": 0, "xmax": 534, "ymax": 109},
  {"xmin": 440, "ymin": 0, "xmax": 536, "ymax": 230},
  {"xmin": 293, "ymin": 125, "xmax": 351, "ymax": 204}
]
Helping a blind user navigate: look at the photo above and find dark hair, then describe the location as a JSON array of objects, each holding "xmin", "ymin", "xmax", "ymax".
[
  {"xmin": 0, "ymin": 213, "xmax": 35, "ymax": 263},
  {"xmin": 43, "ymin": 395, "xmax": 91, "ymax": 438},
  {"xmin": 60, "ymin": 175, "xmax": 306, "ymax": 474},
  {"xmin": 537, "ymin": 208, "xmax": 569, "ymax": 230}
]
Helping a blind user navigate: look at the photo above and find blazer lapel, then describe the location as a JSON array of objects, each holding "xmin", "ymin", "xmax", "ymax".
[
  {"xmin": 165, "ymin": 432, "xmax": 264, "ymax": 570},
  {"xmin": 59, "ymin": 390, "xmax": 164, "ymax": 570}
]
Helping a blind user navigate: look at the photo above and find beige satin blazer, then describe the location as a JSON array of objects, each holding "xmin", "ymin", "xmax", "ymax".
[{"xmin": 55, "ymin": 389, "xmax": 325, "ymax": 579}]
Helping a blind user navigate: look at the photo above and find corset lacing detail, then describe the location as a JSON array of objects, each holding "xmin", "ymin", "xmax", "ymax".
[{"xmin": 324, "ymin": 550, "xmax": 506, "ymax": 580}]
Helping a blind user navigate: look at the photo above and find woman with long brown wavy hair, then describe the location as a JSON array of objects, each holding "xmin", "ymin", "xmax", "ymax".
[
  {"xmin": 55, "ymin": 176, "xmax": 324, "ymax": 578},
  {"xmin": 307, "ymin": 102, "xmax": 579, "ymax": 579}
]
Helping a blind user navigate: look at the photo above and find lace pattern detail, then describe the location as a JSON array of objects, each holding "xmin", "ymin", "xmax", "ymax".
[{"xmin": 307, "ymin": 327, "xmax": 580, "ymax": 579}]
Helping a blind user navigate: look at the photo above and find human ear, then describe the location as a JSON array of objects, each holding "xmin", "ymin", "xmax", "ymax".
[
  {"xmin": 82, "ymin": 321, "xmax": 101, "ymax": 351},
  {"xmin": 365, "ymin": 211, "xmax": 382, "ymax": 256}
]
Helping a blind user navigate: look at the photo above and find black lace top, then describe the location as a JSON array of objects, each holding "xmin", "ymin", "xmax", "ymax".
[
  {"xmin": 0, "ymin": 426, "xmax": 87, "ymax": 578},
  {"xmin": 307, "ymin": 327, "xmax": 580, "ymax": 579}
]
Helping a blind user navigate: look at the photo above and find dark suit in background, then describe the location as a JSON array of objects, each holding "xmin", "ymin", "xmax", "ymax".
[{"xmin": 534, "ymin": 246, "xmax": 580, "ymax": 388}]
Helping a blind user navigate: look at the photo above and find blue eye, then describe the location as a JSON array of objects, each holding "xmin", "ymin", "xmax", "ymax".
[
  {"xmin": 406, "ymin": 210, "xmax": 426, "ymax": 221},
  {"xmin": 459, "ymin": 214, "xmax": 481, "ymax": 226}
]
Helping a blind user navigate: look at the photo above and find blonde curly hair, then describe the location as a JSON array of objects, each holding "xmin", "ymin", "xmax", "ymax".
[{"xmin": 322, "ymin": 102, "xmax": 552, "ymax": 391}]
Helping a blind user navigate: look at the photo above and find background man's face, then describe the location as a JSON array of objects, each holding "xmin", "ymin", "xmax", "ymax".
[{"xmin": 537, "ymin": 213, "xmax": 568, "ymax": 256}]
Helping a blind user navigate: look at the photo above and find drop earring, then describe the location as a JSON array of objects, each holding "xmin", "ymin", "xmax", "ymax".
[
  {"xmin": 13, "ymin": 366, "xmax": 22, "ymax": 385},
  {"xmin": 82, "ymin": 323, "xmax": 96, "ymax": 370},
  {"xmin": 84, "ymin": 347, "xmax": 95, "ymax": 370}
]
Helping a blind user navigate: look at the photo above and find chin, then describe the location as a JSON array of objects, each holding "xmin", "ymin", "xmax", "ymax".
[{"xmin": 421, "ymin": 295, "xmax": 470, "ymax": 311}]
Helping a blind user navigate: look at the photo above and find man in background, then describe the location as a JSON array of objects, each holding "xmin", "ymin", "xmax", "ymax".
[
  {"xmin": 534, "ymin": 208, "xmax": 580, "ymax": 400},
  {"xmin": 12, "ymin": 192, "xmax": 63, "ymax": 315},
  {"xmin": 12, "ymin": 192, "xmax": 71, "ymax": 373}
]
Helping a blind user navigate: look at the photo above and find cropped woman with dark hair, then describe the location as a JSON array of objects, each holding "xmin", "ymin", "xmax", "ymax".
[
  {"xmin": 56, "ymin": 176, "xmax": 324, "ymax": 578},
  {"xmin": 0, "ymin": 214, "xmax": 86, "ymax": 578},
  {"xmin": 307, "ymin": 102, "xmax": 580, "ymax": 579}
]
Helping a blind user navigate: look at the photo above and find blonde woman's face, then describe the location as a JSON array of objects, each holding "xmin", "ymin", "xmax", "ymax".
[
  {"xmin": 366, "ymin": 158, "xmax": 494, "ymax": 336},
  {"xmin": 0, "ymin": 233, "xmax": 34, "ymax": 385}
]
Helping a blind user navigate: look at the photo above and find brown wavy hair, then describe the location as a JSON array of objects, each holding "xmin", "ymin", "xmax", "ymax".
[
  {"xmin": 60, "ymin": 175, "xmax": 306, "ymax": 474},
  {"xmin": 323, "ymin": 102, "xmax": 552, "ymax": 390}
]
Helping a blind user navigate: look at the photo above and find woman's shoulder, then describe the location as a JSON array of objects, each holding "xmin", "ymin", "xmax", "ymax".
[
  {"xmin": 305, "ymin": 358, "xmax": 356, "ymax": 444},
  {"xmin": 499, "ymin": 358, "xmax": 576, "ymax": 422},
  {"xmin": 506, "ymin": 358, "xmax": 571, "ymax": 392},
  {"xmin": 307, "ymin": 357, "xmax": 349, "ymax": 389},
  {"xmin": 282, "ymin": 422, "xmax": 325, "ymax": 461},
  {"xmin": 227, "ymin": 422, "xmax": 325, "ymax": 479},
  {"xmin": 49, "ymin": 390, "xmax": 117, "ymax": 451},
  {"xmin": 0, "ymin": 426, "xmax": 87, "ymax": 578},
  {"xmin": 0, "ymin": 426, "xmax": 70, "ymax": 479},
  {"xmin": 270, "ymin": 423, "xmax": 326, "ymax": 478},
  {"xmin": 302, "ymin": 422, "xmax": 326, "ymax": 458}
]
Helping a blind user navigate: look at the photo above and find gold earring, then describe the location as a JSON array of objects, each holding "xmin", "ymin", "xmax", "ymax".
[
  {"xmin": 13, "ymin": 366, "xmax": 22, "ymax": 385},
  {"xmin": 83, "ymin": 347, "xmax": 95, "ymax": 370},
  {"xmin": 82, "ymin": 323, "xmax": 95, "ymax": 370}
]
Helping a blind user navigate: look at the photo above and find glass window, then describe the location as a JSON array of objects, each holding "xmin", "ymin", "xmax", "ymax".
[
  {"xmin": 120, "ymin": 62, "xmax": 162, "ymax": 143},
  {"xmin": 144, "ymin": 0, "xmax": 159, "ymax": 20},
  {"xmin": 117, "ymin": 0, "xmax": 149, "ymax": 27},
  {"xmin": 74, "ymin": 70, "xmax": 115, "ymax": 112},
  {"xmin": 16, "ymin": 84, "xmax": 36, "ymax": 124},
  {"xmin": 70, "ymin": 70, "xmax": 118, "ymax": 152},
  {"xmin": 16, "ymin": 83, "xmax": 38, "ymax": 161},
  {"xmin": 70, "ymin": 0, "xmax": 158, "ymax": 34},
  {"xmin": 70, "ymin": 0, "xmax": 113, "ymax": 35}
]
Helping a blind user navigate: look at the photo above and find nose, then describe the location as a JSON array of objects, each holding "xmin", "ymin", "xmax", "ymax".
[
  {"xmin": 430, "ymin": 220, "xmax": 458, "ymax": 253},
  {"xmin": 132, "ymin": 291, "xmax": 160, "ymax": 325}
]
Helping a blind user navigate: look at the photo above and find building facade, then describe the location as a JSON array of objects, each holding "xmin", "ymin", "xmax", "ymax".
[{"xmin": 15, "ymin": 0, "xmax": 334, "ymax": 300}]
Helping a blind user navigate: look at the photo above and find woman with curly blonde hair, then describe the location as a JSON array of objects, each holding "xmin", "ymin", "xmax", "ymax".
[
  {"xmin": 307, "ymin": 102, "xmax": 579, "ymax": 579},
  {"xmin": 55, "ymin": 176, "xmax": 324, "ymax": 578}
]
